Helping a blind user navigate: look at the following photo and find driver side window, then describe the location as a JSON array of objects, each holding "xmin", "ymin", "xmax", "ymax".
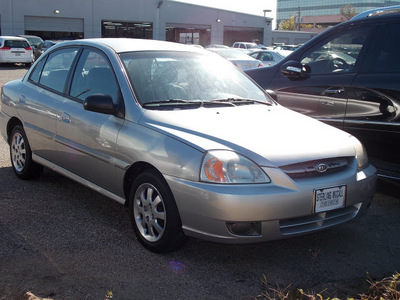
[
  {"xmin": 300, "ymin": 27, "xmax": 372, "ymax": 75},
  {"xmin": 70, "ymin": 49, "xmax": 119, "ymax": 103}
]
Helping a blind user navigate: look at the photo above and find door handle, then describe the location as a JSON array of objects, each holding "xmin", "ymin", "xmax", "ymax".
[
  {"xmin": 61, "ymin": 112, "xmax": 71, "ymax": 124},
  {"xmin": 325, "ymin": 88, "xmax": 345, "ymax": 94},
  {"xmin": 321, "ymin": 100, "xmax": 335, "ymax": 106},
  {"xmin": 19, "ymin": 95, "xmax": 26, "ymax": 104}
]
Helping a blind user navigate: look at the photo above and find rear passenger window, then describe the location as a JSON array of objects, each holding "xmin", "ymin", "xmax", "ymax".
[
  {"xmin": 29, "ymin": 59, "xmax": 46, "ymax": 83},
  {"xmin": 38, "ymin": 48, "xmax": 79, "ymax": 93},
  {"xmin": 260, "ymin": 53, "xmax": 273, "ymax": 61},
  {"xmin": 367, "ymin": 23, "xmax": 400, "ymax": 73}
]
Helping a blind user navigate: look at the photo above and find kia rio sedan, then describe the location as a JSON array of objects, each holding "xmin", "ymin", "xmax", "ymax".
[{"xmin": 0, "ymin": 39, "xmax": 377, "ymax": 253}]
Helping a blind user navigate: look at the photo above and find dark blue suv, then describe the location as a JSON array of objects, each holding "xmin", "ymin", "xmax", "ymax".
[{"xmin": 246, "ymin": 6, "xmax": 400, "ymax": 180}]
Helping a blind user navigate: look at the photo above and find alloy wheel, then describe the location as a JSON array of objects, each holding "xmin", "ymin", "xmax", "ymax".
[
  {"xmin": 11, "ymin": 132, "xmax": 26, "ymax": 173},
  {"xmin": 133, "ymin": 183, "xmax": 166, "ymax": 242}
]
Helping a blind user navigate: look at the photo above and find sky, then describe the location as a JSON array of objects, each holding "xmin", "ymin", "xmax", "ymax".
[{"xmin": 171, "ymin": 0, "xmax": 278, "ymax": 25}]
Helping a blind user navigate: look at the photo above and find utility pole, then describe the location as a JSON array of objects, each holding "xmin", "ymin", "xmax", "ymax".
[{"xmin": 297, "ymin": 5, "xmax": 301, "ymax": 31}]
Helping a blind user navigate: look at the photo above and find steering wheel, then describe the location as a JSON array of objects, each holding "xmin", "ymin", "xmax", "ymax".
[{"xmin": 328, "ymin": 57, "xmax": 349, "ymax": 71}]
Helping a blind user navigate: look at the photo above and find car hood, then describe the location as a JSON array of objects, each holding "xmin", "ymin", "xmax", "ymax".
[{"xmin": 140, "ymin": 104, "xmax": 355, "ymax": 167}]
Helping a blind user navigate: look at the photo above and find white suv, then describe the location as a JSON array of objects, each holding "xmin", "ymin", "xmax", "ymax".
[{"xmin": 0, "ymin": 36, "xmax": 34, "ymax": 65}]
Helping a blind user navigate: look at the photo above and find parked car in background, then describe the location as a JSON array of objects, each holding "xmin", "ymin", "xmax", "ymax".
[
  {"xmin": 205, "ymin": 44, "xmax": 229, "ymax": 49},
  {"xmin": 18, "ymin": 35, "xmax": 44, "ymax": 61},
  {"xmin": 246, "ymin": 5, "xmax": 400, "ymax": 180},
  {"xmin": 274, "ymin": 49, "xmax": 296, "ymax": 57},
  {"xmin": 232, "ymin": 42, "xmax": 259, "ymax": 53},
  {"xmin": 207, "ymin": 47, "xmax": 263, "ymax": 70},
  {"xmin": 42, "ymin": 40, "xmax": 57, "ymax": 49},
  {"xmin": 0, "ymin": 38, "xmax": 376, "ymax": 253},
  {"xmin": 248, "ymin": 50, "xmax": 285, "ymax": 67},
  {"xmin": 274, "ymin": 44, "xmax": 301, "ymax": 51},
  {"xmin": 0, "ymin": 36, "xmax": 34, "ymax": 65},
  {"xmin": 41, "ymin": 40, "xmax": 66, "ymax": 52}
]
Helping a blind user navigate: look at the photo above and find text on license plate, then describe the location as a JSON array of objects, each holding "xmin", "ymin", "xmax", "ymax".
[{"xmin": 314, "ymin": 185, "xmax": 346, "ymax": 213}]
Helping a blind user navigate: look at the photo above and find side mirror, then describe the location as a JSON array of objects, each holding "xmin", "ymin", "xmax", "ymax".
[
  {"xmin": 83, "ymin": 94, "xmax": 115, "ymax": 115},
  {"xmin": 265, "ymin": 89, "xmax": 278, "ymax": 101},
  {"xmin": 280, "ymin": 60, "xmax": 310, "ymax": 79}
]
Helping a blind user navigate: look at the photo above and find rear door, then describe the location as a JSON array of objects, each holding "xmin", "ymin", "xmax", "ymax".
[
  {"xmin": 20, "ymin": 47, "xmax": 79, "ymax": 163},
  {"xmin": 347, "ymin": 22, "xmax": 400, "ymax": 177}
]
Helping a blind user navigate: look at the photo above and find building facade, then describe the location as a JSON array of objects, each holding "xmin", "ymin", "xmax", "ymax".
[
  {"xmin": 0, "ymin": 0, "xmax": 274, "ymax": 47},
  {"xmin": 277, "ymin": 0, "xmax": 400, "ymax": 30}
]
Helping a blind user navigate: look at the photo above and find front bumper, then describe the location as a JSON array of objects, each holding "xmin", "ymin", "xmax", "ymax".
[{"xmin": 166, "ymin": 163, "xmax": 377, "ymax": 244}]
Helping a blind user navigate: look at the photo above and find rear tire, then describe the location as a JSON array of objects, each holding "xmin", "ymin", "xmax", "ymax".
[
  {"xmin": 9, "ymin": 125, "xmax": 43, "ymax": 180},
  {"xmin": 129, "ymin": 170, "xmax": 186, "ymax": 253}
]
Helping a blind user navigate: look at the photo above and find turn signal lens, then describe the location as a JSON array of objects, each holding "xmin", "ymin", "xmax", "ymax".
[{"xmin": 203, "ymin": 157, "xmax": 225, "ymax": 182}]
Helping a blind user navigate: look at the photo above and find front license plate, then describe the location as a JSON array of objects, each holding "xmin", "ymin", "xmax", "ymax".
[{"xmin": 314, "ymin": 185, "xmax": 346, "ymax": 213}]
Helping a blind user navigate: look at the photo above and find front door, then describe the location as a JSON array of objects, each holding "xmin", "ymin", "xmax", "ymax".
[
  {"xmin": 272, "ymin": 26, "xmax": 375, "ymax": 129},
  {"xmin": 55, "ymin": 48, "xmax": 125, "ymax": 195}
]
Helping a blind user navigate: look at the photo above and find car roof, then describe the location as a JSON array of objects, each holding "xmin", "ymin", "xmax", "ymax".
[
  {"xmin": 51, "ymin": 38, "xmax": 206, "ymax": 54},
  {"xmin": 235, "ymin": 42, "xmax": 257, "ymax": 45},
  {"xmin": 0, "ymin": 36, "xmax": 29, "ymax": 41},
  {"xmin": 18, "ymin": 35, "xmax": 43, "ymax": 40},
  {"xmin": 352, "ymin": 4, "xmax": 400, "ymax": 20}
]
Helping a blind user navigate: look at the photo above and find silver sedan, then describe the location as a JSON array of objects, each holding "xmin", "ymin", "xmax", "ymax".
[
  {"xmin": 207, "ymin": 47, "xmax": 264, "ymax": 70},
  {"xmin": 0, "ymin": 38, "xmax": 377, "ymax": 253},
  {"xmin": 248, "ymin": 50, "xmax": 285, "ymax": 66}
]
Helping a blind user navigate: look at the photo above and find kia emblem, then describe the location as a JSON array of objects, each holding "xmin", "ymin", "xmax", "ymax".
[{"xmin": 316, "ymin": 163, "xmax": 328, "ymax": 173}]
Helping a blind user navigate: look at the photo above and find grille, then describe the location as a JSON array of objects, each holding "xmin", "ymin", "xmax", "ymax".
[
  {"xmin": 281, "ymin": 157, "xmax": 351, "ymax": 179},
  {"xmin": 280, "ymin": 203, "xmax": 361, "ymax": 236}
]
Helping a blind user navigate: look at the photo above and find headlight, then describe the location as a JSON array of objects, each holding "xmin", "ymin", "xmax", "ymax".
[
  {"xmin": 350, "ymin": 136, "xmax": 369, "ymax": 170},
  {"xmin": 200, "ymin": 150, "xmax": 270, "ymax": 184}
]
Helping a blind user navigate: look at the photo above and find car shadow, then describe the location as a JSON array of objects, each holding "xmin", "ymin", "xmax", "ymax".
[
  {"xmin": 0, "ymin": 63, "xmax": 30, "ymax": 71},
  {"xmin": 376, "ymin": 177, "xmax": 400, "ymax": 198}
]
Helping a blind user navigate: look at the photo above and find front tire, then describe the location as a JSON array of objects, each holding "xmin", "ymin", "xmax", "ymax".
[
  {"xmin": 9, "ymin": 125, "xmax": 43, "ymax": 180},
  {"xmin": 129, "ymin": 170, "xmax": 186, "ymax": 253}
]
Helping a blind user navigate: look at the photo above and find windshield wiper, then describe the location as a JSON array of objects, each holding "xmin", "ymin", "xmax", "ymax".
[
  {"xmin": 212, "ymin": 98, "xmax": 272, "ymax": 106},
  {"xmin": 142, "ymin": 99, "xmax": 203, "ymax": 108},
  {"xmin": 142, "ymin": 98, "xmax": 273, "ymax": 108}
]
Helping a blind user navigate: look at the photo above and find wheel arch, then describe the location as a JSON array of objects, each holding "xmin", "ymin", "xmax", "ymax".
[
  {"xmin": 123, "ymin": 162, "xmax": 169, "ymax": 207},
  {"xmin": 6, "ymin": 117, "xmax": 23, "ymax": 144}
]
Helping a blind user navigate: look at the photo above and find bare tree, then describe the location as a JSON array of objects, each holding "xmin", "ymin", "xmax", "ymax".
[{"xmin": 340, "ymin": 4, "xmax": 357, "ymax": 21}]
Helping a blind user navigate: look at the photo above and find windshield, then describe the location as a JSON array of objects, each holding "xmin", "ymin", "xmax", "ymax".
[
  {"xmin": 120, "ymin": 51, "xmax": 271, "ymax": 107},
  {"xmin": 246, "ymin": 43, "xmax": 259, "ymax": 49},
  {"xmin": 21, "ymin": 36, "xmax": 43, "ymax": 47}
]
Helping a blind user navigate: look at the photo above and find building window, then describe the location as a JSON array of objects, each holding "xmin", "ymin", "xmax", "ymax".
[
  {"xmin": 166, "ymin": 24, "xmax": 211, "ymax": 46},
  {"xmin": 223, "ymin": 26, "xmax": 264, "ymax": 47},
  {"xmin": 25, "ymin": 30, "xmax": 83, "ymax": 40},
  {"xmin": 102, "ymin": 21, "xmax": 153, "ymax": 39}
]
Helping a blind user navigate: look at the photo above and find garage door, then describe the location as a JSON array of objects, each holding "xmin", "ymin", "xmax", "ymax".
[{"xmin": 25, "ymin": 16, "xmax": 83, "ymax": 32}]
